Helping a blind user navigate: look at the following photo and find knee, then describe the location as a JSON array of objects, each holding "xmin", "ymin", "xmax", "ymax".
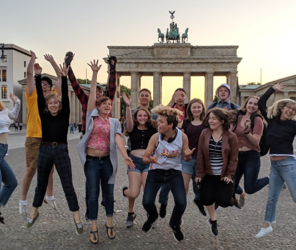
[
  {"xmin": 11, "ymin": 179, "xmax": 18, "ymax": 190},
  {"xmin": 129, "ymin": 190, "xmax": 140, "ymax": 199},
  {"xmin": 245, "ymin": 186, "xmax": 255, "ymax": 195},
  {"xmin": 25, "ymin": 168, "xmax": 36, "ymax": 178}
]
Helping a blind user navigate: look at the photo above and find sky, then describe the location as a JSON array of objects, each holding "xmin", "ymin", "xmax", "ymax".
[{"xmin": 3, "ymin": 0, "xmax": 296, "ymax": 103}]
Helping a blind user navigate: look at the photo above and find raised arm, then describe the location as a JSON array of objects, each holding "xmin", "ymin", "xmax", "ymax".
[
  {"xmin": 87, "ymin": 60, "xmax": 102, "ymax": 112},
  {"xmin": 44, "ymin": 54, "xmax": 61, "ymax": 95},
  {"xmin": 35, "ymin": 64, "xmax": 45, "ymax": 117},
  {"xmin": 59, "ymin": 63, "xmax": 70, "ymax": 115},
  {"xmin": 106, "ymin": 56, "xmax": 117, "ymax": 101},
  {"xmin": 26, "ymin": 51, "xmax": 37, "ymax": 96},
  {"xmin": 7, "ymin": 93, "xmax": 21, "ymax": 120},
  {"xmin": 258, "ymin": 83, "xmax": 285, "ymax": 121},
  {"xmin": 181, "ymin": 132, "xmax": 195, "ymax": 162},
  {"xmin": 122, "ymin": 92, "xmax": 133, "ymax": 132}
]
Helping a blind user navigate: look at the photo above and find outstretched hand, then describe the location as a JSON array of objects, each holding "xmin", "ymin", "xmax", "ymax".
[
  {"xmin": 146, "ymin": 152, "xmax": 161, "ymax": 165},
  {"xmin": 124, "ymin": 156, "xmax": 135, "ymax": 170},
  {"xmin": 59, "ymin": 63, "xmax": 69, "ymax": 77},
  {"xmin": 44, "ymin": 54, "xmax": 54, "ymax": 62},
  {"xmin": 30, "ymin": 50, "xmax": 37, "ymax": 59},
  {"xmin": 34, "ymin": 63, "xmax": 42, "ymax": 75},
  {"xmin": 183, "ymin": 148, "xmax": 195, "ymax": 157},
  {"xmin": 122, "ymin": 92, "xmax": 131, "ymax": 106},
  {"xmin": 221, "ymin": 177, "xmax": 233, "ymax": 184},
  {"xmin": 9, "ymin": 93, "xmax": 18, "ymax": 102},
  {"xmin": 107, "ymin": 55, "xmax": 117, "ymax": 66},
  {"xmin": 87, "ymin": 59, "xmax": 102, "ymax": 72},
  {"xmin": 273, "ymin": 82, "xmax": 286, "ymax": 92}
]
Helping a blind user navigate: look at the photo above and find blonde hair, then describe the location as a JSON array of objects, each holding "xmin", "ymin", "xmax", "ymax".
[
  {"xmin": 151, "ymin": 104, "xmax": 182, "ymax": 129},
  {"xmin": 44, "ymin": 93, "xmax": 62, "ymax": 113},
  {"xmin": 0, "ymin": 100, "xmax": 4, "ymax": 111},
  {"xmin": 267, "ymin": 98, "xmax": 296, "ymax": 120}
]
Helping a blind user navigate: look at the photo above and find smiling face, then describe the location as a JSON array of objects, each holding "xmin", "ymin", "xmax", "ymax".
[
  {"xmin": 139, "ymin": 90, "xmax": 151, "ymax": 106},
  {"xmin": 280, "ymin": 103, "xmax": 296, "ymax": 120},
  {"xmin": 47, "ymin": 96, "xmax": 60, "ymax": 115},
  {"xmin": 96, "ymin": 89, "xmax": 104, "ymax": 101},
  {"xmin": 97, "ymin": 100, "xmax": 112, "ymax": 116},
  {"xmin": 218, "ymin": 86, "xmax": 230, "ymax": 102},
  {"xmin": 41, "ymin": 80, "xmax": 52, "ymax": 96},
  {"xmin": 190, "ymin": 102, "xmax": 203, "ymax": 118},
  {"xmin": 136, "ymin": 110, "xmax": 148, "ymax": 125},
  {"xmin": 208, "ymin": 112, "xmax": 223, "ymax": 131},
  {"xmin": 157, "ymin": 115, "xmax": 172, "ymax": 134},
  {"xmin": 246, "ymin": 97, "xmax": 259, "ymax": 114}
]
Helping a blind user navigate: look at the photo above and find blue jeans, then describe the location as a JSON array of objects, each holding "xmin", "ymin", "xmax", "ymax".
[
  {"xmin": 265, "ymin": 157, "xmax": 296, "ymax": 224},
  {"xmin": 0, "ymin": 144, "xmax": 18, "ymax": 206},
  {"xmin": 143, "ymin": 169, "xmax": 187, "ymax": 227},
  {"xmin": 84, "ymin": 155, "xmax": 114, "ymax": 219},
  {"xmin": 234, "ymin": 151, "xmax": 269, "ymax": 195},
  {"xmin": 128, "ymin": 154, "xmax": 149, "ymax": 173}
]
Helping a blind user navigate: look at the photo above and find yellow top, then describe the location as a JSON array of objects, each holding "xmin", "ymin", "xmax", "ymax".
[{"xmin": 25, "ymin": 87, "xmax": 56, "ymax": 138}]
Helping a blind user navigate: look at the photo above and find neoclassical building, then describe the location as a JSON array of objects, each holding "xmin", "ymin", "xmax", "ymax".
[{"xmin": 239, "ymin": 74, "xmax": 296, "ymax": 106}]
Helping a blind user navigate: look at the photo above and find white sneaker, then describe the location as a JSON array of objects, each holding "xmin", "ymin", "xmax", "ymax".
[
  {"xmin": 255, "ymin": 226, "xmax": 273, "ymax": 238},
  {"xmin": 19, "ymin": 203, "xmax": 27, "ymax": 218},
  {"xmin": 44, "ymin": 198, "xmax": 58, "ymax": 212}
]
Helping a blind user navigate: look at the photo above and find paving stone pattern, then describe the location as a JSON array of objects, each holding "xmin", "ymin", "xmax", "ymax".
[{"xmin": 0, "ymin": 139, "xmax": 295, "ymax": 250}]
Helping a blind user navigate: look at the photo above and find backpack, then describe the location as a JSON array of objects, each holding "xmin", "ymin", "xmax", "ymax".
[
  {"xmin": 233, "ymin": 112, "xmax": 269, "ymax": 156},
  {"xmin": 212, "ymin": 102, "xmax": 236, "ymax": 110}
]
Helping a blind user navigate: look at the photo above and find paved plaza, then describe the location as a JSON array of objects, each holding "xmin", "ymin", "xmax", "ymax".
[{"xmin": 0, "ymin": 130, "xmax": 295, "ymax": 250}]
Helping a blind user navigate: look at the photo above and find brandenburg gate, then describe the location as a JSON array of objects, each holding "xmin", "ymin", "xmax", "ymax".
[{"xmin": 107, "ymin": 43, "xmax": 242, "ymax": 118}]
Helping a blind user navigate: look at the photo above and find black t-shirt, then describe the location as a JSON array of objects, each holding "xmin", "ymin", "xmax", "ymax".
[{"xmin": 129, "ymin": 125, "xmax": 157, "ymax": 150}]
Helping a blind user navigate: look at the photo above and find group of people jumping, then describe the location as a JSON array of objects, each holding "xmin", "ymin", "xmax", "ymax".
[{"xmin": 0, "ymin": 50, "xmax": 295, "ymax": 244}]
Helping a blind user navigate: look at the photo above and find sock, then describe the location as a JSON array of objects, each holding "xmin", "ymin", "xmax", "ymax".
[
  {"xmin": 19, "ymin": 200, "xmax": 27, "ymax": 205},
  {"xmin": 128, "ymin": 212, "xmax": 134, "ymax": 215},
  {"xmin": 46, "ymin": 196, "xmax": 54, "ymax": 201}
]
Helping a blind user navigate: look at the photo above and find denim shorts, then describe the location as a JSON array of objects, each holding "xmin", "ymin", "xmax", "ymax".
[
  {"xmin": 181, "ymin": 157, "xmax": 197, "ymax": 175},
  {"xmin": 128, "ymin": 154, "xmax": 149, "ymax": 173}
]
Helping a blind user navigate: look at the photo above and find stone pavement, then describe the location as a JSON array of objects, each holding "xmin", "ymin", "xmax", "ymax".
[{"xmin": 0, "ymin": 135, "xmax": 296, "ymax": 250}]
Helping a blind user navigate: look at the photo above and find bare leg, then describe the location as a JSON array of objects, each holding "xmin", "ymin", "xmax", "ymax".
[
  {"xmin": 206, "ymin": 204, "xmax": 216, "ymax": 221},
  {"xmin": 182, "ymin": 173, "xmax": 192, "ymax": 195},
  {"xmin": 106, "ymin": 216, "xmax": 115, "ymax": 238},
  {"xmin": 46, "ymin": 166, "xmax": 54, "ymax": 197},
  {"xmin": 30, "ymin": 207, "xmax": 38, "ymax": 219},
  {"xmin": 124, "ymin": 172, "xmax": 142, "ymax": 213},
  {"xmin": 21, "ymin": 168, "xmax": 37, "ymax": 201},
  {"xmin": 73, "ymin": 210, "xmax": 81, "ymax": 223}
]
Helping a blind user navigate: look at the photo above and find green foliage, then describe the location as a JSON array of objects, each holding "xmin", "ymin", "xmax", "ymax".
[
  {"xmin": 149, "ymin": 100, "xmax": 153, "ymax": 109},
  {"xmin": 120, "ymin": 85, "xmax": 131, "ymax": 117},
  {"xmin": 213, "ymin": 95, "xmax": 219, "ymax": 102},
  {"xmin": 77, "ymin": 78, "xmax": 91, "ymax": 84}
]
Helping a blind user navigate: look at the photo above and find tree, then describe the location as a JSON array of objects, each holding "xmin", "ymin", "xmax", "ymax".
[
  {"xmin": 213, "ymin": 95, "xmax": 219, "ymax": 102},
  {"xmin": 77, "ymin": 78, "xmax": 91, "ymax": 84}
]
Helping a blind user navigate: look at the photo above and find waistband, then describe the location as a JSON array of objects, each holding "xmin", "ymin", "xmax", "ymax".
[
  {"xmin": 86, "ymin": 155, "xmax": 110, "ymax": 161},
  {"xmin": 40, "ymin": 141, "xmax": 67, "ymax": 147}
]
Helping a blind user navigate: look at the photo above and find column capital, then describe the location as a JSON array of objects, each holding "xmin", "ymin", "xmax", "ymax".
[
  {"xmin": 205, "ymin": 71, "xmax": 214, "ymax": 75},
  {"xmin": 130, "ymin": 71, "xmax": 138, "ymax": 75}
]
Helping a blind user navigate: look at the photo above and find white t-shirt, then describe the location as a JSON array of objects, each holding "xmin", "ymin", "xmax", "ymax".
[
  {"xmin": 0, "ymin": 99, "xmax": 21, "ymax": 134},
  {"xmin": 150, "ymin": 128, "xmax": 183, "ymax": 171}
]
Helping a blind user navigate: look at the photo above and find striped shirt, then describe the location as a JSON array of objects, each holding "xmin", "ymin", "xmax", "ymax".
[{"xmin": 209, "ymin": 136, "xmax": 223, "ymax": 175}]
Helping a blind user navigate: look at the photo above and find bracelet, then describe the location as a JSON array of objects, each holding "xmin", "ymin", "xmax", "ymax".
[{"xmin": 244, "ymin": 131, "xmax": 249, "ymax": 135}]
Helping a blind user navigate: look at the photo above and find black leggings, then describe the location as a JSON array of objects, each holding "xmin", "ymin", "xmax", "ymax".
[{"xmin": 200, "ymin": 175, "xmax": 234, "ymax": 207}]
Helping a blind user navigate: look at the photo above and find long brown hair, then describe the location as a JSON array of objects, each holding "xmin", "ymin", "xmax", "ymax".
[
  {"xmin": 186, "ymin": 98, "xmax": 205, "ymax": 121},
  {"xmin": 133, "ymin": 108, "xmax": 153, "ymax": 128},
  {"xmin": 203, "ymin": 108, "xmax": 236, "ymax": 131}
]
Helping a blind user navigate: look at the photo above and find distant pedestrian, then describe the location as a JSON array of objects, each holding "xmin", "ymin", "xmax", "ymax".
[
  {"xmin": 70, "ymin": 121, "xmax": 74, "ymax": 134},
  {"xmin": 74, "ymin": 122, "xmax": 77, "ymax": 132},
  {"xmin": 78, "ymin": 123, "xmax": 82, "ymax": 133},
  {"xmin": 19, "ymin": 122, "xmax": 23, "ymax": 131},
  {"xmin": 15, "ymin": 122, "xmax": 18, "ymax": 132}
]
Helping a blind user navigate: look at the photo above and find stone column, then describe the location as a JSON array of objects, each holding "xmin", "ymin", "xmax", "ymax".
[
  {"xmin": 227, "ymin": 71, "xmax": 238, "ymax": 104},
  {"xmin": 153, "ymin": 72, "xmax": 162, "ymax": 107},
  {"xmin": 112, "ymin": 73, "xmax": 121, "ymax": 118},
  {"xmin": 75, "ymin": 96, "xmax": 80, "ymax": 123},
  {"xmin": 71, "ymin": 91, "xmax": 75, "ymax": 123},
  {"xmin": 130, "ymin": 72, "xmax": 141, "ymax": 109},
  {"xmin": 183, "ymin": 72, "xmax": 191, "ymax": 102},
  {"xmin": 205, "ymin": 72, "xmax": 214, "ymax": 108},
  {"xmin": 284, "ymin": 91, "xmax": 289, "ymax": 99}
]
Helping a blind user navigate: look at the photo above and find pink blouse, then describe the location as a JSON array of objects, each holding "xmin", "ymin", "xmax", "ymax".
[{"xmin": 87, "ymin": 116, "xmax": 110, "ymax": 153}]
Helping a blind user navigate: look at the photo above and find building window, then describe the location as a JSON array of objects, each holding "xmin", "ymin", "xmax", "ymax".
[
  {"xmin": 24, "ymin": 61, "xmax": 26, "ymax": 67},
  {"xmin": 24, "ymin": 72, "xmax": 27, "ymax": 78},
  {"xmin": 1, "ymin": 86, "xmax": 7, "ymax": 99},
  {"xmin": 291, "ymin": 97, "xmax": 296, "ymax": 101},
  {"xmin": 2, "ymin": 70, "xmax": 6, "ymax": 82}
]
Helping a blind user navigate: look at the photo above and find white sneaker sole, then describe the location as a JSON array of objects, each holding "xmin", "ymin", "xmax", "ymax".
[{"xmin": 207, "ymin": 220, "xmax": 218, "ymax": 236}]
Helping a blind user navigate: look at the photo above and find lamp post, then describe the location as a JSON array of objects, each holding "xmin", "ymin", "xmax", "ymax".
[{"xmin": 1, "ymin": 43, "xmax": 7, "ymax": 62}]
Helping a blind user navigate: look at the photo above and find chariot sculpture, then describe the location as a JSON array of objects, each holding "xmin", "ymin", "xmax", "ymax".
[{"xmin": 157, "ymin": 11, "xmax": 189, "ymax": 44}]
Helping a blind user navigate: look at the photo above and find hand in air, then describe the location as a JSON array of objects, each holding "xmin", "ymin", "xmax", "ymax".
[
  {"xmin": 107, "ymin": 55, "xmax": 117, "ymax": 66},
  {"xmin": 34, "ymin": 63, "xmax": 42, "ymax": 75},
  {"xmin": 173, "ymin": 90, "xmax": 182, "ymax": 102},
  {"xmin": 183, "ymin": 148, "xmax": 195, "ymax": 157},
  {"xmin": 44, "ymin": 54, "xmax": 54, "ymax": 62},
  {"xmin": 9, "ymin": 93, "xmax": 18, "ymax": 102},
  {"xmin": 30, "ymin": 50, "xmax": 37, "ymax": 59},
  {"xmin": 222, "ymin": 177, "xmax": 233, "ymax": 184},
  {"xmin": 87, "ymin": 60, "xmax": 102, "ymax": 72},
  {"xmin": 59, "ymin": 63, "xmax": 69, "ymax": 77},
  {"xmin": 244, "ymin": 119, "xmax": 251, "ymax": 133},
  {"xmin": 122, "ymin": 92, "xmax": 131, "ymax": 106},
  {"xmin": 273, "ymin": 82, "xmax": 286, "ymax": 92}
]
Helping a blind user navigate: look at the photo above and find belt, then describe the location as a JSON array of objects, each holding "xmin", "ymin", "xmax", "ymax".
[
  {"xmin": 40, "ymin": 141, "xmax": 67, "ymax": 147},
  {"xmin": 86, "ymin": 155, "xmax": 109, "ymax": 161}
]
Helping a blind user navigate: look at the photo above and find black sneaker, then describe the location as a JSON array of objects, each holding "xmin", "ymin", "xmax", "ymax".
[
  {"xmin": 142, "ymin": 215, "xmax": 158, "ymax": 233},
  {"xmin": 159, "ymin": 203, "xmax": 167, "ymax": 218},
  {"xmin": 193, "ymin": 199, "xmax": 206, "ymax": 216},
  {"xmin": 122, "ymin": 186, "xmax": 128, "ymax": 198},
  {"xmin": 170, "ymin": 223, "xmax": 184, "ymax": 242},
  {"xmin": 126, "ymin": 213, "xmax": 137, "ymax": 228},
  {"xmin": 208, "ymin": 219, "xmax": 218, "ymax": 236}
]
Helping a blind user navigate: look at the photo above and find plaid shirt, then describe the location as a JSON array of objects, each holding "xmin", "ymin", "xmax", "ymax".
[{"xmin": 68, "ymin": 65, "xmax": 116, "ymax": 134}]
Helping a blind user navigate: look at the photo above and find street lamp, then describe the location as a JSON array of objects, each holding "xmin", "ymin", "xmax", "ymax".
[{"xmin": 1, "ymin": 43, "xmax": 7, "ymax": 62}]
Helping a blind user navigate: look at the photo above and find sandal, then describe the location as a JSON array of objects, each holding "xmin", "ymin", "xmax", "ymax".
[
  {"xmin": 0, "ymin": 212, "xmax": 4, "ymax": 224},
  {"xmin": 90, "ymin": 230, "xmax": 98, "ymax": 244},
  {"xmin": 105, "ymin": 223, "xmax": 116, "ymax": 239}
]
